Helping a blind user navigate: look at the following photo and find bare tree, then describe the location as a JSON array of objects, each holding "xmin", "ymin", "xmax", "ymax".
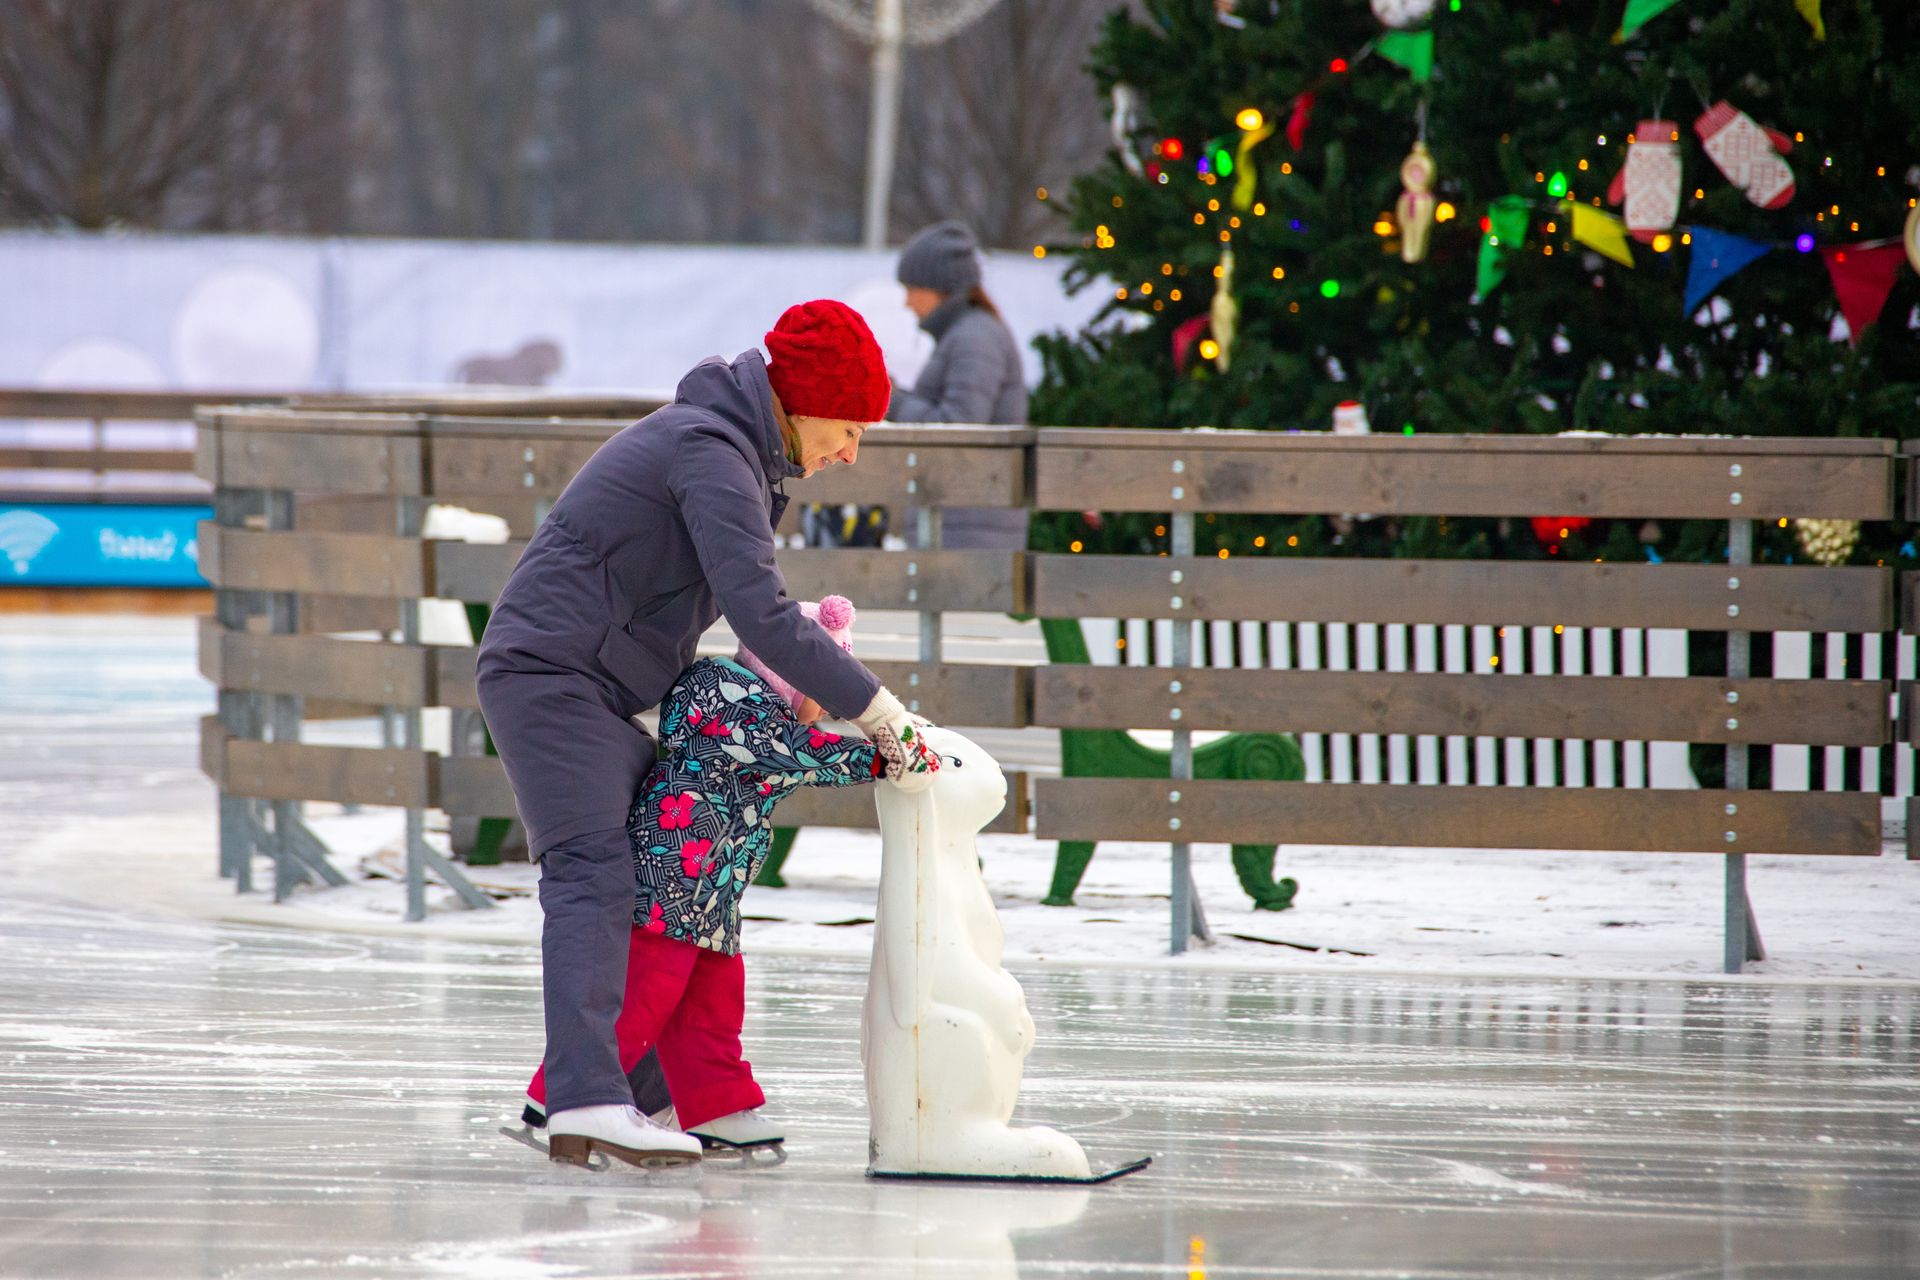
[
  {"xmin": 0, "ymin": 0, "xmax": 347, "ymax": 230},
  {"xmin": 889, "ymin": 0, "xmax": 1110, "ymax": 248}
]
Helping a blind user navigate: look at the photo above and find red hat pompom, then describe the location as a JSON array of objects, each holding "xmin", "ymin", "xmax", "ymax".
[{"xmin": 764, "ymin": 299, "xmax": 891, "ymax": 423}]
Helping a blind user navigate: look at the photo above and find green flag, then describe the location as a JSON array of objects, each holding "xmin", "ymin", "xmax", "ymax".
[
  {"xmin": 1476, "ymin": 196, "xmax": 1530, "ymax": 299},
  {"xmin": 1375, "ymin": 29, "xmax": 1434, "ymax": 82},
  {"xmin": 1618, "ymin": 0, "xmax": 1682, "ymax": 39}
]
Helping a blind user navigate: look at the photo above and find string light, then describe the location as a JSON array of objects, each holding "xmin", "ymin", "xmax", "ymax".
[
  {"xmin": 1032, "ymin": 245, "xmax": 1046, "ymax": 259},
  {"xmin": 1236, "ymin": 107, "xmax": 1264, "ymax": 131},
  {"xmin": 1115, "ymin": 287, "xmax": 1128, "ymax": 299},
  {"xmin": 1140, "ymin": 281, "xmax": 1153, "ymax": 295},
  {"xmin": 1169, "ymin": 289, "xmax": 1182, "ymax": 301},
  {"xmin": 1270, "ymin": 266, "xmax": 1285, "ymax": 279},
  {"xmin": 1198, "ymin": 339, "xmax": 1221, "ymax": 360},
  {"xmin": 1435, "ymin": 202, "xmax": 1457, "ymax": 222},
  {"xmin": 1035, "ymin": 187, "xmax": 1048, "ymax": 200},
  {"xmin": 1548, "ymin": 172, "xmax": 1568, "ymax": 198},
  {"xmin": 1652, "ymin": 233, "xmax": 1673, "ymax": 253},
  {"xmin": 1253, "ymin": 202, "xmax": 1266, "ymax": 216},
  {"xmin": 1329, "ymin": 57, "xmax": 1349, "ymax": 73},
  {"xmin": 1320, "ymin": 279, "xmax": 1341, "ymax": 298},
  {"xmin": 1112, "ymin": 195, "xmax": 1124, "ymax": 208}
]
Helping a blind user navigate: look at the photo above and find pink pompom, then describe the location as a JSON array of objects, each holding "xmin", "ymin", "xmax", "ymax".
[{"xmin": 814, "ymin": 594, "xmax": 854, "ymax": 632}]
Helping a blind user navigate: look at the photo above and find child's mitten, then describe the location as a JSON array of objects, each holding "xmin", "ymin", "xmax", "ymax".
[
  {"xmin": 1693, "ymin": 100, "xmax": 1795, "ymax": 210},
  {"xmin": 1606, "ymin": 120, "xmax": 1682, "ymax": 243}
]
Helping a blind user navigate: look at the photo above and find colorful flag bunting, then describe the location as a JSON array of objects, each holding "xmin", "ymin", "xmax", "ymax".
[
  {"xmin": 1375, "ymin": 29, "xmax": 1434, "ymax": 82},
  {"xmin": 1683, "ymin": 228, "xmax": 1771, "ymax": 316},
  {"xmin": 1566, "ymin": 202, "xmax": 1636, "ymax": 267},
  {"xmin": 1476, "ymin": 197, "xmax": 1531, "ymax": 299},
  {"xmin": 1618, "ymin": 0, "xmax": 1683, "ymax": 39},
  {"xmin": 1795, "ymin": 0, "xmax": 1824, "ymax": 39},
  {"xmin": 1820, "ymin": 243, "xmax": 1906, "ymax": 346}
]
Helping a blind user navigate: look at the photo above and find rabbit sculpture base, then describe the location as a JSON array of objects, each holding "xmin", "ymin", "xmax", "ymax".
[{"xmin": 862, "ymin": 726, "xmax": 1147, "ymax": 1184}]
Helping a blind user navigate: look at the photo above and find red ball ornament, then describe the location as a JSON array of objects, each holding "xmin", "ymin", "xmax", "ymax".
[
  {"xmin": 1160, "ymin": 137, "xmax": 1185, "ymax": 161},
  {"xmin": 1329, "ymin": 57, "xmax": 1349, "ymax": 73},
  {"xmin": 1530, "ymin": 516, "xmax": 1593, "ymax": 548}
]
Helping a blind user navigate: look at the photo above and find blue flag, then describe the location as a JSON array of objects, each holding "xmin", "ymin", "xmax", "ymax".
[{"xmin": 1683, "ymin": 228, "xmax": 1771, "ymax": 318}]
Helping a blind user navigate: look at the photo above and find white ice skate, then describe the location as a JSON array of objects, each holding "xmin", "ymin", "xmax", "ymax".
[
  {"xmin": 531, "ymin": 1103, "xmax": 701, "ymax": 1169},
  {"xmin": 686, "ymin": 1107, "xmax": 786, "ymax": 1156}
]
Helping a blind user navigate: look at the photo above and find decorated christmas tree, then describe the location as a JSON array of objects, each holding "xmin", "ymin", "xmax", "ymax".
[{"xmin": 1031, "ymin": 0, "xmax": 1919, "ymax": 567}]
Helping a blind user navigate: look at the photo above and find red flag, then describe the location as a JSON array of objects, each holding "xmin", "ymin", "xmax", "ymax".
[
  {"xmin": 1171, "ymin": 314, "xmax": 1210, "ymax": 374},
  {"xmin": 1820, "ymin": 243, "xmax": 1906, "ymax": 346}
]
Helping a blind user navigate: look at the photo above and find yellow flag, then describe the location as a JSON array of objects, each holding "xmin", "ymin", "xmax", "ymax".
[
  {"xmin": 1795, "ymin": 0, "xmax": 1825, "ymax": 39},
  {"xmin": 1566, "ymin": 201, "xmax": 1635, "ymax": 267},
  {"xmin": 1232, "ymin": 121, "xmax": 1275, "ymax": 212}
]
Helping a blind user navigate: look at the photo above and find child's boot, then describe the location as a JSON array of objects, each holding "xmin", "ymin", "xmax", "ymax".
[{"xmin": 687, "ymin": 1107, "xmax": 784, "ymax": 1150}]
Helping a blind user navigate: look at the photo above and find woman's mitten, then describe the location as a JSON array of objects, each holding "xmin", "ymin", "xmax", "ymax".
[
  {"xmin": 1693, "ymin": 100, "xmax": 1795, "ymax": 209},
  {"xmin": 1605, "ymin": 120, "xmax": 1682, "ymax": 243}
]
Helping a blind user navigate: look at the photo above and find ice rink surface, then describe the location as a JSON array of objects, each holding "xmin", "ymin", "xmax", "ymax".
[
  {"xmin": 1, "ymin": 893, "xmax": 1917, "ymax": 1279},
  {"xmin": 4, "ymin": 615, "xmax": 1919, "ymax": 1277}
]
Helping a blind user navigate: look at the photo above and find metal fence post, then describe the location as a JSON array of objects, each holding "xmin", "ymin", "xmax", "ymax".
[
  {"xmin": 1724, "ymin": 514, "xmax": 1764, "ymax": 972},
  {"xmin": 1167, "ymin": 493, "xmax": 1210, "ymax": 953},
  {"xmin": 214, "ymin": 486, "xmax": 262, "ymax": 892}
]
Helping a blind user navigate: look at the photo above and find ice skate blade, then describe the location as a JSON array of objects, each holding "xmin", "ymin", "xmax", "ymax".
[
  {"xmin": 696, "ymin": 1136, "xmax": 787, "ymax": 1164},
  {"xmin": 547, "ymin": 1131, "xmax": 702, "ymax": 1170},
  {"xmin": 868, "ymin": 1155, "xmax": 1152, "ymax": 1186}
]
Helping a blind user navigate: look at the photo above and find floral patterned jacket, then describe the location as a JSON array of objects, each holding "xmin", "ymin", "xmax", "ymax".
[{"xmin": 630, "ymin": 657, "xmax": 881, "ymax": 954}]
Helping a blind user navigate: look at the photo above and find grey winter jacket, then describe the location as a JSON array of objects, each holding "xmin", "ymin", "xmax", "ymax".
[
  {"xmin": 475, "ymin": 350, "xmax": 882, "ymax": 858},
  {"xmin": 888, "ymin": 295, "xmax": 1027, "ymax": 425}
]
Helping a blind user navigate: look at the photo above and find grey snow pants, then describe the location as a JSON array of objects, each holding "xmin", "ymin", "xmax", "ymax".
[{"xmin": 537, "ymin": 823, "xmax": 645, "ymax": 1113}]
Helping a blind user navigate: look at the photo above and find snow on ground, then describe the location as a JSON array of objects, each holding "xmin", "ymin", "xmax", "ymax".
[
  {"xmin": 7, "ymin": 612, "xmax": 1918, "ymax": 981},
  {"xmin": 21, "ymin": 801, "xmax": 1920, "ymax": 982}
]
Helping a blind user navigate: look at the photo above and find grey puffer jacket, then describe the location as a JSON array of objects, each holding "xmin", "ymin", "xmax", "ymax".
[
  {"xmin": 475, "ymin": 349, "xmax": 882, "ymax": 858},
  {"xmin": 888, "ymin": 295, "xmax": 1027, "ymax": 425}
]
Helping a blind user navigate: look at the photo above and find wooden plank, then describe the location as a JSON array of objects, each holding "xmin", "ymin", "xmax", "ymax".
[
  {"xmin": 202, "ymin": 624, "xmax": 433, "ymax": 706},
  {"xmin": 220, "ymin": 428, "xmax": 424, "ymax": 494},
  {"xmin": 1034, "ymin": 667, "xmax": 1889, "ymax": 746},
  {"xmin": 862, "ymin": 661, "xmax": 1028, "ymax": 727},
  {"xmin": 194, "ymin": 424, "xmax": 218, "ymax": 485},
  {"xmin": 428, "ymin": 435, "xmax": 606, "ymax": 497},
  {"xmin": 220, "ymin": 739, "xmax": 433, "ymax": 806},
  {"xmin": 1038, "ymin": 427, "xmax": 1895, "ymax": 455},
  {"xmin": 196, "ymin": 616, "xmax": 225, "ymax": 687},
  {"xmin": 198, "ymin": 525, "xmax": 429, "ymax": 597},
  {"xmin": 199, "ymin": 715, "xmax": 228, "ymax": 785},
  {"xmin": 1033, "ymin": 778, "xmax": 1880, "ymax": 856},
  {"xmin": 776, "ymin": 770, "xmax": 1029, "ymax": 833},
  {"xmin": 433, "ymin": 753, "xmax": 1029, "ymax": 834},
  {"xmin": 0, "ymin": 448, "xmax": 195, "ymax": 472},
  {"xmin": 1033, "ymin": 444, "xmax": 1893, "ymax": 520},
  {"xmin": 785, "ymin": 445, "xmax": 1027, "ymax": 507},
  {"xmin": 1904, "ymin": 573, "xmax": 1920, "ymax": 634},
  {"xmin": 430, "ymin": 541, "xmax": 522, "ymax": 603},
  {"xmin": 0, "ymin": 388, "xmax": 280, "ymax": 419},
  {"xmin": 1031, "ymin": 555, "xmax": 1891, "ymax": 633},
  {"xmin": 436, "ymin": 755, "xmax": 519, "ymax": 817},
  {"xmin": 435, "ymin": 646, "xmax": 481, "ymax": 710},
  {"xmin": 781, "ymin": 548, "xmax": 1024, "ymax": 613}
]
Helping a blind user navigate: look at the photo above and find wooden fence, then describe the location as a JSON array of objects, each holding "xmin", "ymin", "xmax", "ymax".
[{"xmin": 193, "ymin": 403, "xmax": 1898, "ymax": 970}]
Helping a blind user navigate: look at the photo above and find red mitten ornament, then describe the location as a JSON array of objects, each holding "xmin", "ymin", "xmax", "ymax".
[
  {"xmin": 1693, "ymin": 100, "xmax": 1795, "ymax": 210},
  {"xmin": 1605, "ymin": 120, "xmax": 1681, "ymax": 243}
]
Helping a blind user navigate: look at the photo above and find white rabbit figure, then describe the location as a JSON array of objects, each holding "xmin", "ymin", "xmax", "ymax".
[{"xmin": 862, "ymin": 725, "xmax": 1092, "ymax": 1180}]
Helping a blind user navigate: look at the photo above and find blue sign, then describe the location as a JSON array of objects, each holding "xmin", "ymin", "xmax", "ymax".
[{"xmin": 0, "ymin": 503, "xmax": 211, "ymax": 587}]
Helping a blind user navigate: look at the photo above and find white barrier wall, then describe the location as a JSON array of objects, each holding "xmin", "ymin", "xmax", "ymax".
[{"xmin": 0, "ymin": 229, "xmax": 1107, "ymax": 449}]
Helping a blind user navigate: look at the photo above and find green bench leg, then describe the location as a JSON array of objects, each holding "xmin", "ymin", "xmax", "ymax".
[
  {"xmin": 1231, "ymin": 844, "xmax": 1298, "ymax": 911},
  {"xmin": 1044, "ymin": 840, "xmax": 1097, "ymax": 907},
  {"xmin": 757, "ymin": 827, "xmax": 799, "ymax": 888}
]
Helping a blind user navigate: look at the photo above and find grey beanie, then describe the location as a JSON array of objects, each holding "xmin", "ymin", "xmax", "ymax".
[{"xmin": 896, "ymin": 220, "xmax": 982, "ymax": 294}]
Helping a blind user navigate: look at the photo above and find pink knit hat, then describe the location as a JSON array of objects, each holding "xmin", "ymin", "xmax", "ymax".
[{"xmin": 735, "ymin": 595, "xmax": 856, "ymax": 712}]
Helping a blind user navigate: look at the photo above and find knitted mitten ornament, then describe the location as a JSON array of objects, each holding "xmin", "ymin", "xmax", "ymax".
[
  {"xmin": 1693, "ymin": 100, "xmax": 1795, "ymax": 210},
  {"xmin": 1605, "ymin": 120, "xmax": 1681, "ymax": 243}
]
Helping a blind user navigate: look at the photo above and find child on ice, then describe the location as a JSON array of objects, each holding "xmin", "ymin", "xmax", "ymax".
[{"xmin": 520, "ymin": 595, "xmax": 885, "ymax": 1159}]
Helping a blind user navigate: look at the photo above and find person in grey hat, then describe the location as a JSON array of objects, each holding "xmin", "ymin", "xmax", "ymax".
[{"xmin": 888, "ymin": 219, "xmax": 1030, "ymax": 551}]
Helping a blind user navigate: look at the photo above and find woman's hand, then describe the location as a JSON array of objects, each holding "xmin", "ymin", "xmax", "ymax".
[{"xmin": 855, "ymin": 687, "xmax": 941, "ymax": 783}]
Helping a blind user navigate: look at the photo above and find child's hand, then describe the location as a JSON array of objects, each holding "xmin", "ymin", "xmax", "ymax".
[{"xmin": 856, "ymin": 687, "xmax": 941, "ymax": 782}]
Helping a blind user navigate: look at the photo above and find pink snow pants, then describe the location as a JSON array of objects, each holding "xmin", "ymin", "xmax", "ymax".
[{"xmin": 527, "ymin": 926, "xmax": 764, "ymax": 1130}]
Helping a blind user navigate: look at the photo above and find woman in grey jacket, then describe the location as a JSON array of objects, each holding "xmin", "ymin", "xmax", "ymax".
[
  {"xmin": 477, "ymin": 299, "xmax": 939, "ymax": 1168},
  {"xmin": 890, "ymin": 220, "xmax": 1031, "ymax": 550}
]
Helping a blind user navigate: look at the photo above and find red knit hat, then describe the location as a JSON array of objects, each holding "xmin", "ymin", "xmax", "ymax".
[{"xmin": 763, "ymin": 300, "xmax": 891, "ymax": 423}]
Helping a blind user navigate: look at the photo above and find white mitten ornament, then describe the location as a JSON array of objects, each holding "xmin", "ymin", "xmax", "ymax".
[
  {"xmin": 1693, "ymin": 100, "xmax": 1795, "ymax": 210},
  {"xmin": 1371, "ymin": 0, "xmax": 1435, "ymax": 27},
  {"xmin": 1606, "ymin": 119, "xmax": 1682, "ymax": 244},
  {"xmin": 1397, "ymin": 140, "xmax": 1437, "ymax": 264}
]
